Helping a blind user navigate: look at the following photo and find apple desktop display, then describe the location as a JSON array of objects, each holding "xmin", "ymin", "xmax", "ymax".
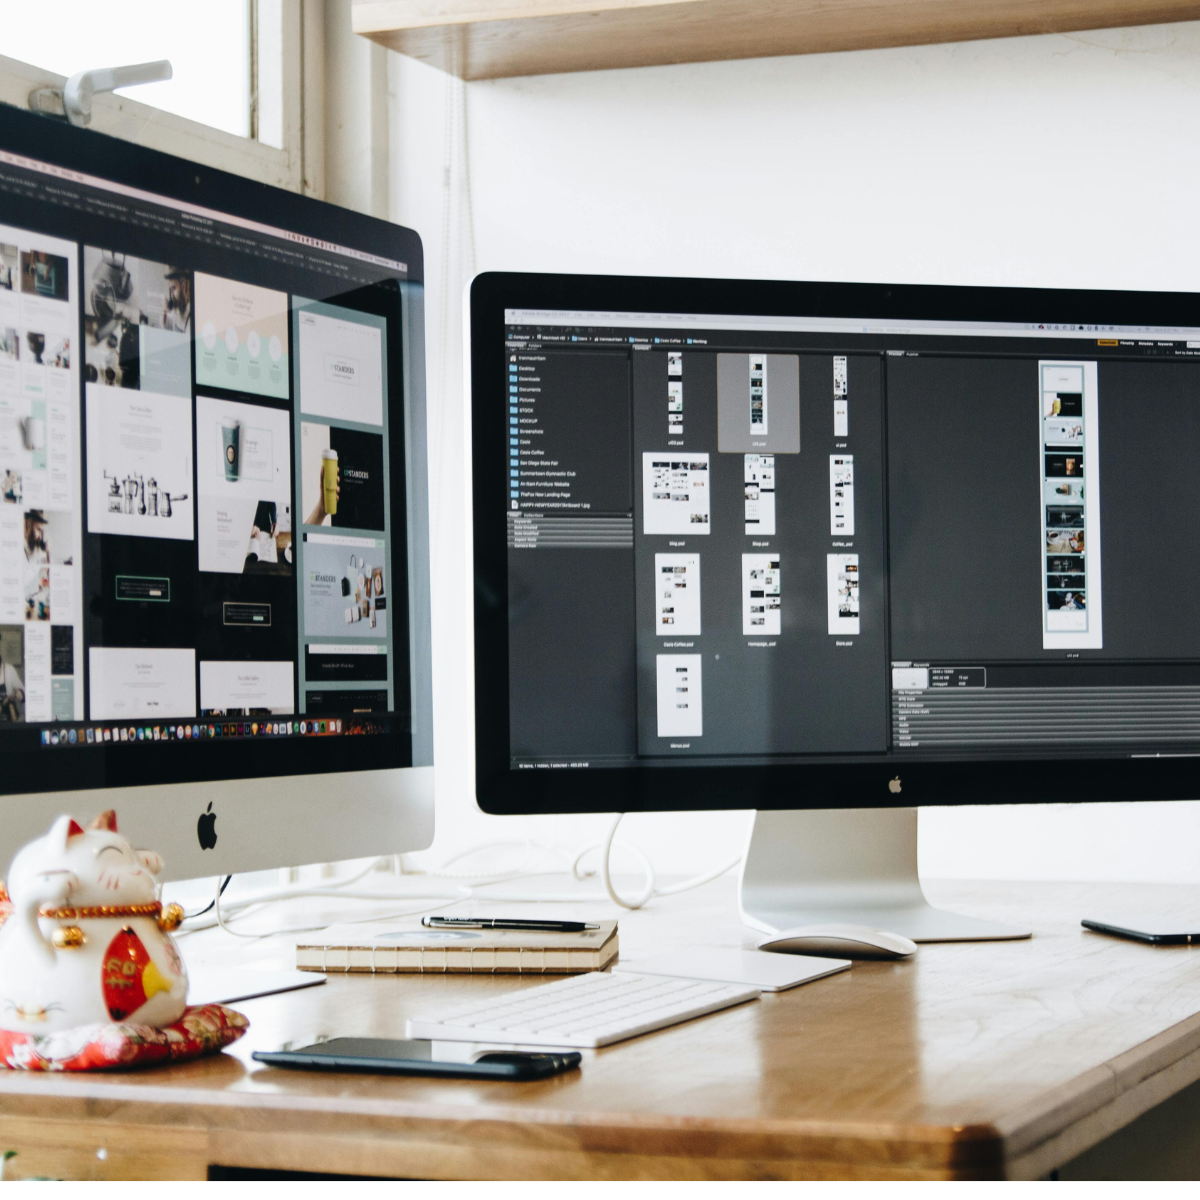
[
  {"xmin": 469, "ymin": 271, "xmax": 1200, "ymax": 940},
  {"xmin": 0, "ymin": 106, "xmax": 433, "ymax": 879}
]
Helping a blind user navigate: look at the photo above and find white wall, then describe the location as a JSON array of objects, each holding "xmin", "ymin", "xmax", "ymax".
[{"xmin": 387, "ymin": 21, "xmax": 1200, "ymax": 884}]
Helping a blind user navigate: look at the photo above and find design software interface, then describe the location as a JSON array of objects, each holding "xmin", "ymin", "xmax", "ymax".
[
  {"xmin": 0, "ymin": 146, "xmax": 409, "ymax": 751},
  {"xmin": 504, "ymin": 307, "xmax": 1200, "ymax": 768}
]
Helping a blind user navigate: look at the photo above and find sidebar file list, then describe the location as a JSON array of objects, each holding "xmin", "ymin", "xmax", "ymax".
[{"xmin": 506, "ymin": 349, "xmax": 634, "ymax": 550}]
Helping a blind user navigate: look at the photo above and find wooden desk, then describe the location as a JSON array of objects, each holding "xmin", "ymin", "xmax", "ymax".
[{"xmin": 3, "ymin": 878, "xmax": 1200, "ymax": 1180}]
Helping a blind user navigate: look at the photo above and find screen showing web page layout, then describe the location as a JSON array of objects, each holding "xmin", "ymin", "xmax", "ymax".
[
  {"xmin": 503, "ymin": 307, "xmax": 1200, "ymax": 768},
  {"xmin": 0, "ymin": 147, "xmax": 407, "ymax": 754}
]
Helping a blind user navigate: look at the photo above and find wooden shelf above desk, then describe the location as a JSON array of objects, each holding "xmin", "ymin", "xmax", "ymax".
[{"xmin": 351, "ymin": 0, "xmax": 1200, "ymax": 80}]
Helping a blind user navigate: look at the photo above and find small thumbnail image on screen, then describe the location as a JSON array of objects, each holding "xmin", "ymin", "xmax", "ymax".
[
  {"xmin": 1046, "ymin": 574, "xmax": 1086, "ymax": 590},
  {"xmin": 0, "ymin": 244, "xmax": 17, "ymax": 292},
  {"xmin": 1046, "ymin": 590, "xmax": 1087, "ymax": 611},
  {"xmin": 1044, "ymin": 452, "xmax": 1083, "ymax": 478},
  {"xmin": 1045, "ymin": 506, "xmax": 1085, "ymax": 528},
  {"xmin": 0, "ymin": 625, "xmax": 26, "ymax": 722},
  {"xmin": 1044, "ymin": 392, "xmax": 1083, "ymax": 418},
  {"xmin": 1047, "ymin": 555, "xmax": 1084, "ymax": 575},
  {"xmin": 83, "ymin": 248, "xmax": 191, "ymax": 395},
  {"xmin": 20, "ymin": 250, "xmax": 69, "ymax": 302},
  {"xmin": 1045, "ymin": 480, "xmax": 1084, "ymax": 505},
  {"xmin": 300, "ymin": 421, "xmax": 385, "ymax": 532},
  {"xmin": 1046, "ymin": 529, "xmax": 1084, "ymax": 555}
]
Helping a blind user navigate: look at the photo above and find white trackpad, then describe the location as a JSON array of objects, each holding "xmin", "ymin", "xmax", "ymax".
[{"xmin": 613, "ymin": 948, "xmax": 850, "ymax": 992}]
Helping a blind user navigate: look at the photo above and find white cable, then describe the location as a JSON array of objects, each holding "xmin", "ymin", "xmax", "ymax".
[
  {"xmin": 592, "ymin": 814, "xmax": 742, "ymax": 910},
  {"xmin": 421, "ymin": 820, "xmax": 740, "ymax": 907},
  {"xmin": 600, "ymin": 814, "xmax": 656, "ymax": 909},
  {"xmin": 430, "ymin": 840, "xmax": 567, "ymax": 882},
  {"xmin": 194, "ymin": 816, "xmax": 742, "ymax": 938},
  {"xmin": 180, "ymin": 855, "xmax": 388, "ymax": 923},
  {"xmin": 213, "ymin": 873, "xmax": 272, "ymax": 939},
  {"xmin": 653, "ymin": 855, "xmax": 743, "ymax": 896},
  {"xmin": 209, "ymin": 874, "xmax": 474, "ymax": 940}
]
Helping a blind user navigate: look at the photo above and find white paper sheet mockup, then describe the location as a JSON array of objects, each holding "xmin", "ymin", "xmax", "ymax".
[
  {"xmin": 827, "ymin": 554, "xmax": 860, "ymax": 635},
  {"xmin": 200, "ymin": 659, "xmax": 294, "ymax": 713},
  {"xmin": 642, "ymin": 453, "xmax": 710, "ymax": 535},
  {"xmin": 833, "ymin": 356, "xmax": 848, "ymax": 436},
  {"xmin": 830, "ymin": 455, "xmax": 855, "ymax": 536},
  {"xmin": 749, "ymin": 355, "xmax": 767, "ymax": 435},
  {"xmin": 22, "ymin": 622, "xmax": 51, "ymax": 722},
  {"xmin": 655, "ymin": 553, "xmax": 701, "ymax": 636},
  {"xmin": 744, "ymin": 454, "xmax": 775, "ymax": 536},
  {"xmin": 1040, "ymin": 360, "xmax": 1102, "ymax": 650},
  {"xmin": 0, "ymin": 222, "xmax": 84, "ymax": 720},
  {"xmin": 196, "ymin": 394, "xmax": 292, "ymax": 574},
  {"xmin": 85, "ymin": 386, "xmax": 193, "ymax": 540},
  {"xmin": 742, "ymin": 554, "xmax": 781, "ymax": 636},
  {"xmin": 297, "ymin": 305, "xmax": 384, "ymax": 427},
  {"xmin": 655, "ymin": 653, "xmax": 702, "ymax": 738},
  {"xmin": 195, "ymin": 274, "xmax": 289, "ymax": 400},
  {"xmin": 668, "ymin": 380, "xmax": 683, "ymax": 436},
  {"xmin": 88, "ymin": 646, "xmax": 197, "ymax": 719}
]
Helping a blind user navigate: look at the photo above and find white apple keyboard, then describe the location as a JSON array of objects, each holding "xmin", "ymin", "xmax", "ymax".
[{"xmin": 405, "ymin": 970, "xmax": 760, "ymax": 1049}]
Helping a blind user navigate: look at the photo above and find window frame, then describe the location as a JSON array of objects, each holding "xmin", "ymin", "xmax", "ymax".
[{"xmin": 0, "ymin": 0, "xmax": 322, "ymax": 196}]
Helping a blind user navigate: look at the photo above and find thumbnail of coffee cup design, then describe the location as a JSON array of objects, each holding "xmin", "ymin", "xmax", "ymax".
[
  {"xmin": 222, "ymin": 419, "xmax": 240, "ymax": 481},
  {"xmin": 322, "ymin": 449, "xmax": 338, "ymax": 517},
  {"xmin": 21, "ymin": 416, "xmax": 45, "ymax": 453},
  {"xmin": 343, "ymin": 552, "xmax": 385, "ymax": 628}
]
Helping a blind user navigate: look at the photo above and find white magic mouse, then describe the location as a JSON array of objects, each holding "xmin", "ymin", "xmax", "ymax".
[{"xmin": 757, "ymin": 924, "xmax": 917, "ymax": 961}]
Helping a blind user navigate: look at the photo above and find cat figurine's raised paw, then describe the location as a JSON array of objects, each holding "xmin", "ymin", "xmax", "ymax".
[{"xmin": 0, "ymin": 811, "xmax": 187, "ymax": 1033}]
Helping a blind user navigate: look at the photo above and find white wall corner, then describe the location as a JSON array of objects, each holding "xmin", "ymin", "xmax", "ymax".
[{"xmin": 324, "ymin": 0, "xmax": 391, "ymax": 218}]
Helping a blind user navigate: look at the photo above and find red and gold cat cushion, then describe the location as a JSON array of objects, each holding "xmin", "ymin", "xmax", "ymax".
[{"xmin": 0, "ymin": 1003, "xmax": 247, "ymax": 1071}]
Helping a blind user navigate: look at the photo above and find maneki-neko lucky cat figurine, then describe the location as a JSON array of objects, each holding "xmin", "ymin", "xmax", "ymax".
[{"xmin": 0, "ymin": 811, "xmax": 187, "ymax": 1033}]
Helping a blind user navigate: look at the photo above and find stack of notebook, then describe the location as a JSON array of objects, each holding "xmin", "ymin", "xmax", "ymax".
[{"xmin": 297, "ymin": 920, "xmax": 619, "ymax": 975}]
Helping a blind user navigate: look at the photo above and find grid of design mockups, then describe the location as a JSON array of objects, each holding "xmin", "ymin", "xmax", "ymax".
[
  {"xmin": 0, "ymin": 157, "xmax": 403, "ymax": 752},
  {"xmin": 503, "ymin": 305, "xmax": 1200, "ymax": 769},
  {"xmin": 0, "ymin": 227, "xmax": 81, "ymax": 725}
]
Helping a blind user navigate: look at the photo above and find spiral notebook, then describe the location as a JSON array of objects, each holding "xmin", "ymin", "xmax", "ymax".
[{"xmin": 296, "ymin": 920, "xmax": 619, "ymax": 974}]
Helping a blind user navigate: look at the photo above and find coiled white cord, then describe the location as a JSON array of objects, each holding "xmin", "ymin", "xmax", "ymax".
[
  {"xmin": 188, "ymin": 814, "xmax": 742, "ymax": 937},
  {"xmin": 594, "ymin": 813, "xmax": 742, "ymax": 910}
]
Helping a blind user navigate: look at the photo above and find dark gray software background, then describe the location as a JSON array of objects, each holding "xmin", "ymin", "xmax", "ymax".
[
  {"xmin": 632, "ymin": 350, "xmax": 888, "ymax": 756},
  {"xmin": 507, "ymin": 339, "xmax": 1200, "ymax": 763},
  {"xmin": 887, "ymin": 355, "xmax": 1200, "ymax": 662},
  {"xmin": 508, "ymin": 351, "xmax": 637, "ymax": 759}
]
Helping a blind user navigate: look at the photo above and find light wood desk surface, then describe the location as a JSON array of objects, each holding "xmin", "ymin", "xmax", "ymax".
[{"xmin": 3, "ymin": 877, "xmax": 1200, "ymax": 1180}]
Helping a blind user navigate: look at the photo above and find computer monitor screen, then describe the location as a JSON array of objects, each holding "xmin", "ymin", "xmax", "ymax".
[
  {"xmin": 469, "ymin": 272, "xmax": 1200, "ymax": 813},
  {"xmin": 0, "ymin": 107, "xmax": 431, "ymax": 875}
]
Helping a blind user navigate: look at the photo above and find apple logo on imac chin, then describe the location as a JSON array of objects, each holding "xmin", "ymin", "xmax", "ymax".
[{"xmin": 197, "ymin": 801, "xmax": 218, "ymax": 850}]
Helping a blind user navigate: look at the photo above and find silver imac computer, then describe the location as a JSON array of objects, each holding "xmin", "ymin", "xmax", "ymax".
[
  {"xmin": 0, "ymin": 105, "xmax": 433, "ymax": 879},
  {"xmin": 469, "ymin": 271, "xmax": 1200, "ymax": 941}
]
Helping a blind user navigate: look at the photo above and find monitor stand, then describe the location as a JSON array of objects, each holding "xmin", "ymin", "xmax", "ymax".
[{"xmin": 738, "ymin": 808, "xmax": 1030, "ymax": 942}]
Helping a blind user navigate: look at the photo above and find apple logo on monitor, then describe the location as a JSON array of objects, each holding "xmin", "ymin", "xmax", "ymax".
[{"xmin": 197, "ymin": 801, "xmax": 218, "ymax": 850}]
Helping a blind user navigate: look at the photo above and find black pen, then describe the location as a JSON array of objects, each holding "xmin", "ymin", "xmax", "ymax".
[{"xmin": 422, "ymin": 916, "xmax": 600, "ymax": 933}]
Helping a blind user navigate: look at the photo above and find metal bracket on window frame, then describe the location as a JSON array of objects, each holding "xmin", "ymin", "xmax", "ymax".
[{"xmin": 29, "ymin": 60, "xmax": 173, "ymax": 126}]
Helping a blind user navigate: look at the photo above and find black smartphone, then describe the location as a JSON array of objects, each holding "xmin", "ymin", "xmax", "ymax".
[
  {"xmin": 252, "ymin": 1038, "xmax": 581, "ymax": 1080},
  {"xmin": 1082, "ymin": 917, "xmax": 1200, "ymax": 945}
]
